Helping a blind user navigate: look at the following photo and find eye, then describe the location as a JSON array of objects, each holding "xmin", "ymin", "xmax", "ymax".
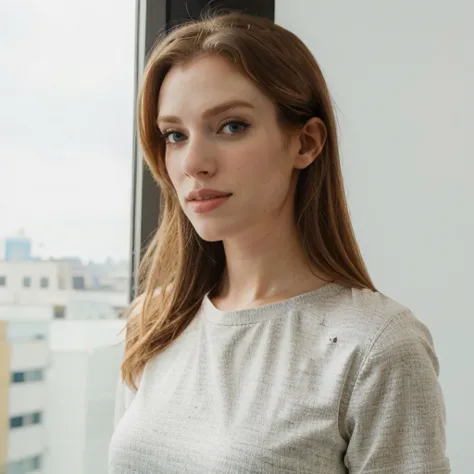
[
  {"xmin": 160, "ymin": 130, "xmax": 186, "ymax": 145},
  {"xmin": 220, "ymin": 120, "xmax": 249, "ymax": 135}
]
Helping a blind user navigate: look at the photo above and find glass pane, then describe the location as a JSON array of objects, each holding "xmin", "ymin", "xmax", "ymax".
[
  {"xmin": 33, "ymin": 454, "xmax": 42, "ymax": 469},
  {"xmin": 11, "ymin": 372, "xmax": 25, "ymax": 383},
  {"xmin": 1, "ymin": 0, "xmax": 135, "ymax": 472},
  {"xmin": 32, "ymin": 412, "xmax": 42, "ymax": 425},
  {"xmin": 32, "ymin": 369, "xmax": 44, "ymax": 382},
  {"xmin": 10, "ymin": 417, "xmax": 23, "ymax": 429}
]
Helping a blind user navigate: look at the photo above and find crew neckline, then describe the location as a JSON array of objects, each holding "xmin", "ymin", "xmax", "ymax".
[{"xmin": 201, "ymin": 282, "xmax": 344, "ymax": 326}]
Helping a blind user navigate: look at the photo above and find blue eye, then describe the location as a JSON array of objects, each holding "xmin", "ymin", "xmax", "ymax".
[
  {"xmin": 161, "ymin": 131, "xmax": 186, "ymax": 144},
  {"xmin": 220, "ymin": 121, "xmax": 249, "ymax": 134}
]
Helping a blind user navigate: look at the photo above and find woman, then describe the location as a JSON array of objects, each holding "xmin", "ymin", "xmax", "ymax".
[{"xmin": 109, "ymin": 12, "xmax": 450, "ymax": 474}]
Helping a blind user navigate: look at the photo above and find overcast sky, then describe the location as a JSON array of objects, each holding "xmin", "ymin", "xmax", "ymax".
[{"xmin": 0, "ymin": 0, "xmax": 136, "ymax": 262}]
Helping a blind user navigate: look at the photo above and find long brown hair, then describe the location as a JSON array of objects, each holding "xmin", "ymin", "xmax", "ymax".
[{"xmin": 122, "ymin": 11, "xmax": 375, "ymax": 389}]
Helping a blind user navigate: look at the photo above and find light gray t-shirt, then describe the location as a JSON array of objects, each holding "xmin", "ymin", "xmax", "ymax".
[{"xmin": 109, "ymin": 283, "xmax": 450, "ymax": 473}]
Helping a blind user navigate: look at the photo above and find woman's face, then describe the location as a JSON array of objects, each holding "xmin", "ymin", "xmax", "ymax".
[{"xmin": 157, "ymin": 55, "xmax": 304, "ymax": 243}]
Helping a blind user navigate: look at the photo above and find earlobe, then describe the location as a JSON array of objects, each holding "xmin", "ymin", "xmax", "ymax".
[{"xmin": 295, "ymin": 117, "xmax": 327, "ymax": 169}]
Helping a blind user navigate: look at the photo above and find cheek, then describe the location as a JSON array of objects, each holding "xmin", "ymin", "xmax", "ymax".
[
  {"xmin": 164, "ymin": 158, "xmax": 186, "ymax": 210},
  {"xmin": 165, "ymin": 155, "xmax": 180, "ymax": 188},
  {"xmin": 244, "ymin": 146, "xmax": 293, "ymax": 189},
  {"xmin": 235, "ymin": 153, "xmax": 293, "ymax": 213},
  {"xmin": 234, "ymin": 132, "xmax": 289, "ymax": 175}
]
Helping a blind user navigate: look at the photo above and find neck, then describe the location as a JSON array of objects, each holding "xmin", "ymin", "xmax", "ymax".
[{"xmin": 216, "ymin": 215, "xmax": 328, "ymax": 308}]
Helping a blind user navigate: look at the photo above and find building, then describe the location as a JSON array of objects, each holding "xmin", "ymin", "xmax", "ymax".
[
  {"xmin": 0, "ymin": 258, "xmax": 130, "ymax": 473},
  {"xmin": 1, "ymin": 319, "xmax": 49, "ymax": 474},
  {"xmin": 0, "ymin": 260, "xmax": 128, "ymax": 320},
  {"xmin": 0, "ymin": 309, "xmax": 126, "ymax": 474},
  {"xmin": 44, "ymin": 320, "xmax": 125, "ymax": 474},
  {"xmin": 0, "ymin": 322, "xmax": 8, "ymax": 471},
  {"xmin": 4, "ymin": 237, "xmax": 32, "ymax": 263}
]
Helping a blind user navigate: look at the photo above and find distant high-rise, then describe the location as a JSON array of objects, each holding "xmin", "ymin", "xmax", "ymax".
[{"xmin": 4, "ymin": 236, "xmax": 31, "ymax": 262}]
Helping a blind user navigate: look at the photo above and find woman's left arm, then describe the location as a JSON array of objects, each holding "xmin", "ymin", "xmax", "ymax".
[{"xmin": 343, "ymin": 311, "xmax": 451, "ymax": 473}]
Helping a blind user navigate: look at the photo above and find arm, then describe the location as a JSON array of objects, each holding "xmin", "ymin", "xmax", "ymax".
[{"xmin": 343, "ymin": 311, "xmax": 450, "ymax": 473}]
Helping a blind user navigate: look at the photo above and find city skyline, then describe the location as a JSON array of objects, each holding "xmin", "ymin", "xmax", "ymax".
[{"xmin": 0, "ymin": 232, "xmax": 130, "ymax": 264}]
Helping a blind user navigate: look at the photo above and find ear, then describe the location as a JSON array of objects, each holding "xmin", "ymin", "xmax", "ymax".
[{"xmin": 294, "ymin": 117, "xmax": 327, "ymax": 170}]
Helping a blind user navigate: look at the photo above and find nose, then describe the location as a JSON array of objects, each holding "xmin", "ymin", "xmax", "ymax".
[{"xmin": 182, "ymin": 135, "xmax": 217, "ymax": 179}]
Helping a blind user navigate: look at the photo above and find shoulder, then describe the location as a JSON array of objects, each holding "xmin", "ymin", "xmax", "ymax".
[
  {"xmin": 335, "ymin": 288, "xmax": 449, "ymax": 471},
  {"xmin": 322, "ymin": 285, "xmax": 435, "ymax": 358},
  {"xmin": 316, "ymin": 285, "xmax": 440, "ymax": 405}
]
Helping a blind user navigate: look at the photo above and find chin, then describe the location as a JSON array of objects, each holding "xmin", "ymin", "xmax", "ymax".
[
  {"xmin": 191, "ymin": 221, "xmax": 236, "ymax": 243},
  {"xmin": 193, "ymin": 227, "xmax": 226, "ymax": 242}
]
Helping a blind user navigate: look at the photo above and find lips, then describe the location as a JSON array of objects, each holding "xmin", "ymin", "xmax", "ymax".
[
  {"xmin": 192, "ymin": 195, "xmax": 228, "ymax": 201},
  {"xmin": 186, "ymin": 189, "xmax": 232, "ymax": 214},
  {"xmin": 186, "ymin": 189, "xmax": 232, "ymax": 202}
]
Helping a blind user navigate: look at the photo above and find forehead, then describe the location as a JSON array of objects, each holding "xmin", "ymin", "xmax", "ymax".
[{"xmin": 157, "ymin": 55, "xmax": 269, "ymax": 117}]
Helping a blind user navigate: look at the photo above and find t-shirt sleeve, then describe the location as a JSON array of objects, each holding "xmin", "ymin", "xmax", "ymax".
[{"xmin": 343, "ymin": 311, "xmax": 450, "ymax": 473}]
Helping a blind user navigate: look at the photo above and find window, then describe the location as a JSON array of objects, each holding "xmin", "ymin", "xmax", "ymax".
[
  {"xmin": 54, "ymin": 305, "xmax": 66, "ymax": 319},
  {"xmin": 0, "ymin": 276, "xmax": 6, "ymax": 287},
  {"xmin": 32, "ymin": 454, "xmax": 42, "ymax": 470},
  {"xmin": 11, "ymin": 369, "xmax": 43, "ymax": 383},
  {"xmin": 2, "ymin": 0, "xmax": 135, "ymax": 470},
  {"xmin": 9, "ymin": 416, "xmax": 23, "ymax": 429},
  {"xmin": 72, "ymin": 275, "xmax": 85, "ymax": 290},
  {"xmin": 32, "ymin": 412, "xmax": 42, "ymax": 424},
  {"xmin": 11, "ymin": 371, "xmax": 25, "ymax": 383},
  {"xmin": 9, "ymin": 412, "xmax": 42, "ymax": 429},
  {"xmin": 6, "ymin": 454, "xmax": 42, "ymax": 474},
  {"xmin": 27, "ymin": 369, "xmax": 44, "ymax": 382}
]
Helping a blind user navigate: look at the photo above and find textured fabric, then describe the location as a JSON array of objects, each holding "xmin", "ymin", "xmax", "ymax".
[{"xmin": 108, "ymin": 283, "xmax": 450, "ymax": 473}]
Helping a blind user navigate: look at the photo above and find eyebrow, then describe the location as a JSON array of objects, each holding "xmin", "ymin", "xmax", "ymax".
[{"xmin": 157, "ymin": 99, "xmax": 255, "ymax": 125}]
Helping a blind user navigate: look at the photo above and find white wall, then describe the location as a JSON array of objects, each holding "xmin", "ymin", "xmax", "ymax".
[
  {"xmin": 66, "ymin": 299, "xmax": 122, "ymax": 320},
  {"xmin": 276, "ymin": 1, "xmax": 472, "ymax": 472},
  {"xmin": 0, "ymin": 304, "xmax": 53, "ymax": 321},
  {"xmin": 45, "ymin": 352, "xmax": 88, "ymax": 474},
  {"xmin": 9, "ymin": 341, "xmax": 49, "ymax": 371},
  {"xmin": 0, "ymin": 287, "xmax": 127, "ymax": 310},
  {"xmin": 0, "ymin": 261, "xmax": 127, "ymax": 313},
  {"xmin": 9, "ymin": 383, "xmax": 46, "ymax": 417},
  {"xmin": 84, "ymin": 345, "xmax": 123, "ymax": 474},
  {"xmin": 8, "ymin": 340, "xmax": 48, "ymax": 467},
  {"xmin": 49, "ymin": 320, "xmax": 125, "ymax": 352},
  {"xmin": 7, "ymin": 425, "xmax": 44, "ymax": 463},
  {"xmin": 7, "ymin": 321, "xmax": 49, "ymax": 341},
  {"xmin": 45, "ymin": 320, "xmax": 125, "ymax": 474},
  {"xmin": 0, "ymin": 261, "xmax": 71, "ymax": 292},
  {"xmin": 45, "ymin": 345, "xmax": 123, "ymax": 474}
]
